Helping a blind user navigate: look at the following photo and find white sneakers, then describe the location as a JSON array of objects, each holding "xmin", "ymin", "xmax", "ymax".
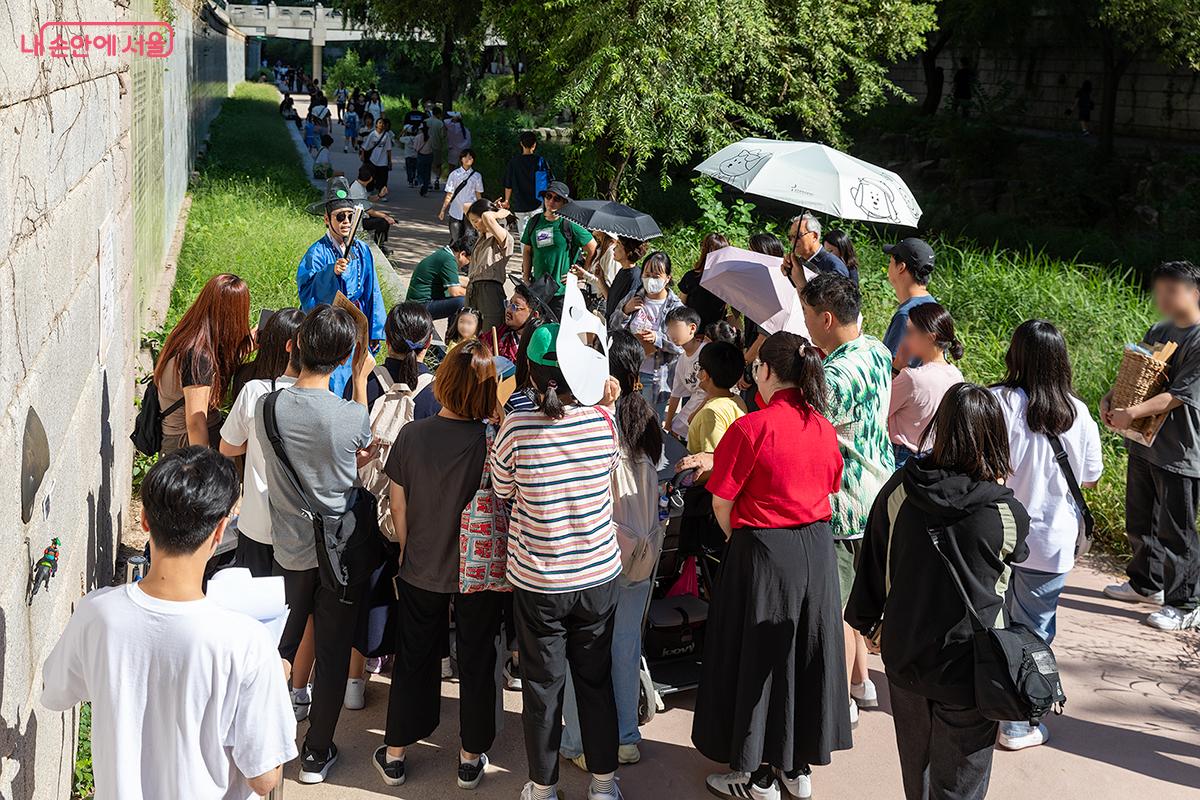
[
  {"xmin": 998, "ymin": 721, "xmax": 1050, "ymax": 750},
  {"xmin": 291, "ymin": 685, "xmax": 311, "ymax": 721},
  {"xmin": 344, "ymin": 677, "xmax": 366, "ymax": 710},
  {"xmin": 1145, "ymin": 605, "xmax": 1200, "ymax": 630},
  {"xmin": 848, "ymin": 699, "xmax": 859, "ymax": 729},
  {"xmin": 1103, "ymin": 581, "xmax": 1200, "ymax": 630},
  {"xmin": 521, "ymin": 782, "xmax": 560, "ymax": 800},
  {"xmin": 777, "ymin": 769, "xmax": 812, "ymax": 800},
  {"xmin": 705, "ymin": 771, "xmax": 781, "ymax": 799},
  {"xmin": 1103, "ymin": 580, "xmax": 1164, "ymax": 605},
  {"xmin": 850, "ymin": 678, "xmax": 879, "ymax": 708}
]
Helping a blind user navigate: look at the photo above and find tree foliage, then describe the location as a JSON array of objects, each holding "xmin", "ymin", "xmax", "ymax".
[
  {"xmin": 495, "ymin": 0, "xmax": 936, "ymax": 198},
  {"xmin": 335, "ymin": 0, "xmax": 486, "ymax": 105},
  {"xmin": 325, "ymin": 49, "xmax": 378, "ymax": 90}
]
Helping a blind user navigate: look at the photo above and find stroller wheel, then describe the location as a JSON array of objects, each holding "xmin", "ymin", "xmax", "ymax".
[{"xmin": 637, "ymin": 665, "xmax": 657, "ymax": 726}]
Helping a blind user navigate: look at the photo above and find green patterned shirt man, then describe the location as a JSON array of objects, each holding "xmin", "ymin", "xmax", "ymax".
[{"xmin": 823, "ymin": 334, "xmax": 895, "ymax": 539}]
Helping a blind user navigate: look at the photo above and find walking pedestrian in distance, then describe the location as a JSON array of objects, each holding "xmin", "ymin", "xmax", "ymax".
[{"xmin": 502, "ymin": 131, "xmax": 553, "ymax": 245}]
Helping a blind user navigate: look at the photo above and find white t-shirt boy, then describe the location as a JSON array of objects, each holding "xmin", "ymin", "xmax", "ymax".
[
  {"xmin": 669, "ymin": 341, "xmax": 707, "ymax": 439},
  {"xmin": 220, "ymin": 375, "xmax": 298, "ymax": 544},
  {"xmin": 42, "ymin": 583, "xmax": 298, "ymax": 800}
]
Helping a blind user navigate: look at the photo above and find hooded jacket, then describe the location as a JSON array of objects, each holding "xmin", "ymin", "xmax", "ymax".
[{"xmin": 845, "ymin": 458, "xmax": 1030, "ymax": 706}]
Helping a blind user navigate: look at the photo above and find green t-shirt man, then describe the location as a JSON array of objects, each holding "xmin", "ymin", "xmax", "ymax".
[
  {"xmin": 406, "ymin": 246, "xmax": 462, "ymax": 303},
  {"xmin": 521, "ymin": 212, "xmax": 594, "ymax": 293}
]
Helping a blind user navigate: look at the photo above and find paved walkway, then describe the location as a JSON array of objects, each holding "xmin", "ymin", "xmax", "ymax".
[{"xmin": 279, "ymin": 94, "xmax": 1200, "ymax": 800}]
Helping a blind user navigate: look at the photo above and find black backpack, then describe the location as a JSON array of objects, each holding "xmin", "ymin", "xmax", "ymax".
[{"xmin": 130, "ymin": 375, "xmax": 184, "ymax": 456}]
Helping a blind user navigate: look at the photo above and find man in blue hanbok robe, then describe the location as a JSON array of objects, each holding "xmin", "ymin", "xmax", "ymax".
[{"xmin": 298, "ymin": 177, "xmax": 387, "ymax": 395}]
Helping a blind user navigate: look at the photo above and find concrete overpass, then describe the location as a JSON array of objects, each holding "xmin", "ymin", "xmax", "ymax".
[{"xmin": 227, "ymin": 2, "xmax": 372, "ymax": 80}]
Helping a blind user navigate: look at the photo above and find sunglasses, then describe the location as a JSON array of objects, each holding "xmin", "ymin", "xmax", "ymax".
[
  {"xmin": 332, "ymin": 210, "xmax": 355, "ymax": 222},
  {"xmin": 544, "ymin": 193, "xmax": 565, "ymax": 203}
]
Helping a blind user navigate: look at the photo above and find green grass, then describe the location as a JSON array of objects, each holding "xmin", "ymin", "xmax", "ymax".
[
  {"xmin": 73, "ymin": 703, "xmax": 94, "ymax": 799},
  {"xmin": 655, "ymin": 223, "xmax": 1155, "ymax": 556},
  {"xmin": 167, "ymin": 82, "xmax": 396, "ymax": 330}
]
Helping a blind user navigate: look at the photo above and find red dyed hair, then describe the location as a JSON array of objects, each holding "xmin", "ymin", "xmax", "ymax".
[{"xmin": 154, "ymin": 274, "xmax": 253, "ymax": 410}]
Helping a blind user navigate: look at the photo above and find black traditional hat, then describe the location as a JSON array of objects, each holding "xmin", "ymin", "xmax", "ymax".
[{"xmin": 306, "ymin": 176, "xmax": 370, "ymax": 215}]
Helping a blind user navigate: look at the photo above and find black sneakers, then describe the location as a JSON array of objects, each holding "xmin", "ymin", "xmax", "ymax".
[
  {"xmin": 372, "ymin": 745, "xmax": 406, "ymax": 786},
  {"xmin": 298, "ymin": 744, "xmax": 339, "ymax": 784},
  {"xmin": 457, "ymin": 752, "xmax": 489, "ymax": 790}
]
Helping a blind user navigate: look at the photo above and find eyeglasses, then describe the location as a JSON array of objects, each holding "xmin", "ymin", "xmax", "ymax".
[
  {"xmin": 506, "ymin": 301, "xmax": 529, "ymax": 312},
  {"xmin": 332, "ymin": 211, "xmax": 354, "ymax": 222}
]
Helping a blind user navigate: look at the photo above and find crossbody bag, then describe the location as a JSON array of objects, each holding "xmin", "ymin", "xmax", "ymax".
[{"xmin": 262, "ymin": 390, "xmax": 383, "ymax": 602}]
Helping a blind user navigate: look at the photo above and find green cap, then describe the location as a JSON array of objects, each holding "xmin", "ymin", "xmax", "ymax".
[{"xmin": 526, "ymin": 323, "xmax": 560, "ymax": 367}]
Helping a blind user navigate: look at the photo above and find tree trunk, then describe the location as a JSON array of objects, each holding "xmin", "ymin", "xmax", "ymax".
[
  {"xmin": 920, "ymin": 28, "xmax": 954, "ymax": 115},
  {"xmin": 1098, "ymin": 30, "xmax": 1131, "ymax": 161},
  {"xmin": 595, "ymin": 134, "xmax": 632, "ymax": 200},
  {"xmin": 439, "ymin": 23, "xmax": 455, "ymax": 109}
]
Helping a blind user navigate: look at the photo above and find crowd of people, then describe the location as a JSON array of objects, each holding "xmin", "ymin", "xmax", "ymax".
[{"xmin": 39, "ymin": 118, "xmax": 1200, "ymax": 800}]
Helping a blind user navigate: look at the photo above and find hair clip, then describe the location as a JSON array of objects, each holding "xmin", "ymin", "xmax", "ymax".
[
  {"xmin": 547, "ymin": 379, "xmax": 559, "ymax": 389},
  {"xmin": 632, "ymin": 380, "xmax": 644, "ymax": 392},
  {"xmin": 403, "ymin": 337, "xmax": 431, "ymax": 351}
]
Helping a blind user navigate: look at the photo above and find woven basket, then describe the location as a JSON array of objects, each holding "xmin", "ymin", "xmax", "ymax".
[{"xmin": 1112, "ymin": 348, "xmax": 1170, "ymax": 437}]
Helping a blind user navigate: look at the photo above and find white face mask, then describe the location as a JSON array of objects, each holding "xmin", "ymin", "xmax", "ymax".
[{"xmin": 643, "ymin": 276, "xmax": 667, "ymax": 294}]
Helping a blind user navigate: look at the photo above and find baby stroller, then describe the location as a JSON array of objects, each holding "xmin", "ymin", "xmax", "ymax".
[{"xmin": 633, "ymin": 439, "xmax": 725, "ymax": 725}]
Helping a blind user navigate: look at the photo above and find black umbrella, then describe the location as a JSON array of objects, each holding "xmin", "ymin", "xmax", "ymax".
[{"xmin": 557, "ymin": 200, "xmax": 663, "ymax": 241}]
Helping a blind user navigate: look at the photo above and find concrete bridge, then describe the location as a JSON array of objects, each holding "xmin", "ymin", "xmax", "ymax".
[{"xmin": 227, "ymin": 2, "xmax": 372, "ymax": 80}]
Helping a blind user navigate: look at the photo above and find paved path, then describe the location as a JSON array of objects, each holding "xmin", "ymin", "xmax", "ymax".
[{"xmin": 279, "ymin": 94, "xmax": 1200, "ymax": 800}]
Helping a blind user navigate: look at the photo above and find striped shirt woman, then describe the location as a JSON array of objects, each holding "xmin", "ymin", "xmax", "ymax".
[
  {"xmin": 492, "ymin": 405, "xmax": 622, "ymax": 592},
  {"xmin": 490, "ymin": 322, "xmax": 624, "ymax": 800}
]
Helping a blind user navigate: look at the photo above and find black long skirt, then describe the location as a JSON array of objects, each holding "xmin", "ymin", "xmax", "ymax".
[{"xmin": 692, "ymin": 523, "xmax": 853, "ymax": 771}]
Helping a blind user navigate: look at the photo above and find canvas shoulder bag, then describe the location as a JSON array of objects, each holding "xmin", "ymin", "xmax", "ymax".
[{"xmin": 459, "ymin": 424, "xmax": 512, "ymax": 593}]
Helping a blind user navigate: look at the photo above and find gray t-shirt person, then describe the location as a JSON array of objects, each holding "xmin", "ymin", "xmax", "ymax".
[
  {"xmin": 254, "ymin": 386, "xmax": 372, "ymax": 571},
  {"xmin": 1127, "ymin": 321, "xmax": 1200, "ymax": 478}
]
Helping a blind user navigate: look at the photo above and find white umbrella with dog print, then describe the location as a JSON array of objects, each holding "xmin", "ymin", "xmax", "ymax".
[{"xmin": 694, "ymin": 138, "xmax": 923, "ymax": 228}]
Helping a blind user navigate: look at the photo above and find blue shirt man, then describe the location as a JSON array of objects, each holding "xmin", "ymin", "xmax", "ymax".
[
  {"xmin": 298, "ymin": 177, "xmax": 386, "ymax": 395},
  {"xmin": 882, "ymin": 237, "xmax": 937, "ymax": 371}
]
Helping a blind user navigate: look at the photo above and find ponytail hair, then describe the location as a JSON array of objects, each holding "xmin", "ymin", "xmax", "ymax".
[
  {"xmin": 528, "ymin": 360, "xmax": 568, "ymax": 419},
  {"xmin": 758, "ymin": 331, "xmax": 827, "ymax": 415},
  {"xmin": 608, "ymin": 331, "xmax": 664, "ymax": 463},
  {"xmin": 908, "ymin": 302, "xmax": 964, "ymax": 361},
  {"xmin": 384, "ymin": 302, "xmax": 434, "ymax": 387}
]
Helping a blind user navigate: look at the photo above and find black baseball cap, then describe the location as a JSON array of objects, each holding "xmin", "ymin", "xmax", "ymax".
[
  {"xmin": 883, "ymin": 238, "xmax": 934, "ymax": 270},
  {"xmin": 542, "ymin": 180, "xmax": 570, "ymax": 201}
]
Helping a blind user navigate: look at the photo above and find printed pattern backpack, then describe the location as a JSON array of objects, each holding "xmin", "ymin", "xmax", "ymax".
[
  {"xmin": 359, "ymin": 367, "xmax": 434, "ymax": 542},
  {"xmin": 458, "ymin": 425, "xmax": 512, "ymax": 593}
]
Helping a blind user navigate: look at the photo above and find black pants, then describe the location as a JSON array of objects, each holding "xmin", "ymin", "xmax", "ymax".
[
  {"xmin": 1125, "ymin": 451, "xmax": 1200, "ymax": 609},
  {"xmin": 448, "ymin": 216, "xmax": 469, "ymax": 246},
  {"xmin": 514, "ymin": 580, "xmax": 619, "ymax": 785},
  {"xmin": 889, "ymin": 680, "xmax": 996, "ymax": 800},
  {"xmin": 234, "ymin": 534, "xmax": 274, "ymax": 578},
  {"xmin": 362, "ymin": 215, "xmax": 390, "ymax": 244},
  {"xmin": 386, "ymin": 579, "xmax": 504, "ymax": 754},
  {"xmin": 275, "ymin": 563, "xmax": 367, "ymax": 751}
]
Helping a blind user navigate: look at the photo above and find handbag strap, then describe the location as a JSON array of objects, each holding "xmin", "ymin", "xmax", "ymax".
[
  {"xmin": 927, "ymin": 526, "xmax": 990, "ymax": 634},
  {"xmin": 262, "ymin": 390, "xmax": 317, "ymax": 520},
  {"xmin": 448, "ymin": 169, "xmax": 476, "ymax": 206},
  {"xmin": 1047, "ymin": 433, "xmax": 1095, "ymax": 536},
  {"xmin": 477, "ymin": 424, "xmax": 496, "ymax": 491}
]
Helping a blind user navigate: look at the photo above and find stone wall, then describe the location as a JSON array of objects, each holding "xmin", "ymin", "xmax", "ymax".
[
  {"xmin": 0, "ymin": 2, "xmax": 243, "ymax": 797},
  {"xmin": 890, "ymin": 48, "xmax": 1200, "ymax": 142}
]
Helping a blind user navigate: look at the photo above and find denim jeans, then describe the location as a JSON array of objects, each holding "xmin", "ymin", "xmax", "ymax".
[
  {"xmin": 417, "ymin": 153, "xmax": 434, "ymax": 191},
  {"xmin": 1001, "ymin": 566, "xmax": 1068, "ymax": 739},
  {"xmin": 639, "ymin": 371, "xmax": 669, "ymax": 419},
  {"xmin": 560, "ymin": 578, "xmax": 653, "ymax": 756},
  {"xmin": 424, "ymin": 296, "xmax": 464, "ymax": 321},
  {"xmin": 893, "ymin": 443, "xmax": 917, "ymax": 469}
]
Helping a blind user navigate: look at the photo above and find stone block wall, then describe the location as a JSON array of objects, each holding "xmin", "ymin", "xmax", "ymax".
[
  {"xmin": 890, "ymin": 48, "xmax": 1200, "ymax": 141},
  {"xmin": 0, "ymin": 1, "xmax": 243, "ymax": 797}
]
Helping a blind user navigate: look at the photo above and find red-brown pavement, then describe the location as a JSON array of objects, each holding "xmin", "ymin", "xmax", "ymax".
[{"xmin": 280, "ymin": 93, "xmax": 1200, "ymax": 800}]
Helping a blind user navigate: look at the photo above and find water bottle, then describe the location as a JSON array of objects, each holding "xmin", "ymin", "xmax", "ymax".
[
  {"xmin": 658, "ymin": 489, "xmax": 670, "ymax": 523},
  {"xmin": 125, "ymin": 555, "xmax": 148, "ymax": 584}
]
